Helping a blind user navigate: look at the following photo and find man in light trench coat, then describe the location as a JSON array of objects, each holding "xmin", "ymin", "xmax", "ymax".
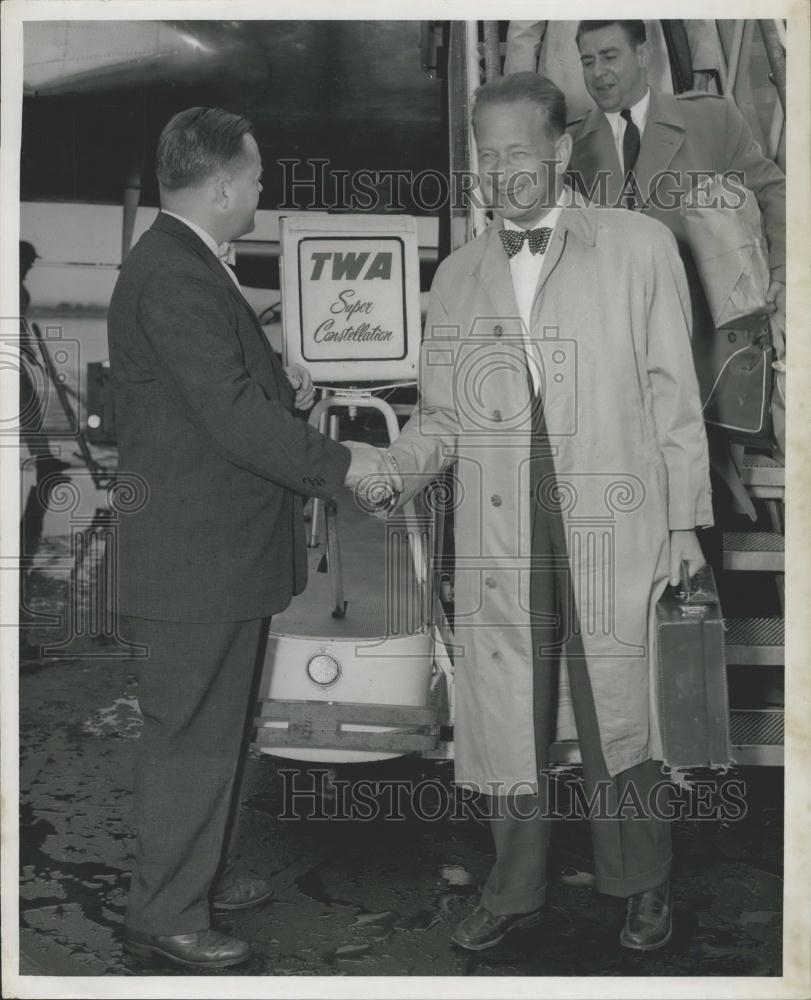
[{"xmin": 352, "ymin": 72, "xmax": 714, "ymax": 953}]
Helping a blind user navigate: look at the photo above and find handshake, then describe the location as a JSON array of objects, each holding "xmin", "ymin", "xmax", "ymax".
[{"xmin": 343, "ymin": 441, "xmax": 405, "ymax": 514}]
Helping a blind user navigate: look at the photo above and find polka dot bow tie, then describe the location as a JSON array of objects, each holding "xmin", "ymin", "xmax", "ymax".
[{"xmin": 499, "ymin": 226, "xmax": 553, "ymax": 258}]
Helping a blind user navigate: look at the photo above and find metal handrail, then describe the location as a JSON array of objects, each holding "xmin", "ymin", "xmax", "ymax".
[
  {"xmin": 725, "ymin": 20, "xmax": 747, "ymax": 97},
  {"xmin": 483, "ymin": 21, "xmax": 500, "ymax": 83},
  {"xmin": 466, "ymin": 21, "xmax": 487, "ymax": 239},
  {"xmin": 759, "ymin": 19, "xmax": 786, "ymax": 113}
]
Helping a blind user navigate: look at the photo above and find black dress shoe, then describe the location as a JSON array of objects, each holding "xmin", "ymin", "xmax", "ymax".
[
  {"xmin": 123, "ymin": 928, "xmax": 252, "ymax": 968},
  {"xmin": 451, "ymin": 905, "xmax": 542, "ymax": 951},
  {"xmin": 620, "ymin": 879, "xmax": 672, "ymax": 951},
  {"xmin": 212, "ymin": 876, "xmax": 273, "ymax": 912}
]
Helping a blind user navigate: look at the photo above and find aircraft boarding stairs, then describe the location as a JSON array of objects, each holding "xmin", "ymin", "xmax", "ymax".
[
  {"xmin": 723, "ymin": 451, "xmax": 785, "ymax": 766},
  {"xmin": 551, "ymin": 450, "xmax": 786, "ymax": 770}
]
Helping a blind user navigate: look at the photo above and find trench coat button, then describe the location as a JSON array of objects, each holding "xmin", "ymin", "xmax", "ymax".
[
  {"xmin": 485, "ymin": 577, "xmax": 497, "ymax": 589},
  {"xmin": 490, "ymin": 494, "xmax": 502, "ymax": 507},
  {"xmin": 492, "ymin": 409, "xmax": 502, "ymax": 422},
  {"xmin": 491, "ymin": 650, "xmax": 502, "ymax": 662},
  {"xmin": 493, "ymin": 324, "xmax": 503, "ymax": 338}
]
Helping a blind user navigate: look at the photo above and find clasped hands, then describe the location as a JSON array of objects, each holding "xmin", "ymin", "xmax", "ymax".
[
  {"xmin": 344, "ymin": 441, "xmax": 404, "ymax": 514},
  {"xmin": 282, "ymin": 363, "xmax": 401, "ymax": 512}
]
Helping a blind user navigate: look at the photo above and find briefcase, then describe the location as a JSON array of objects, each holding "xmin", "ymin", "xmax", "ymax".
[{"xmin": 655, "ymin": 562, "xmax": 732, "ymax": 771}]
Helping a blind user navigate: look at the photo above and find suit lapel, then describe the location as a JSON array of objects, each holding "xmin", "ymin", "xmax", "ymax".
[
  {"xmin": 152, "ymin": 213, "xmax": 292, "ymax": 405},
  {"xmin": 153, "ymin": 213, "xmax": 259, "ymax": 328},
  {"xmin": 634, "ymin": 92, "xmax": 685, "ymax": 207}
]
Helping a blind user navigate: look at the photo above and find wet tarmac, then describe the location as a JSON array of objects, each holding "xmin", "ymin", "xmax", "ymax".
[{"xmin": 17, "ymin": 559, "xmax": 784, "ymax": 981}]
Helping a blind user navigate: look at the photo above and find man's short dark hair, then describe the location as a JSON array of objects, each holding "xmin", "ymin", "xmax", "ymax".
[
  {"xmin": 472, "ymin": 72, "xmax": 567, "ymax": 138},
  {"xmin": 19, "ymin": 241, "xmax": 39, "ymax": 269},
  {"xmin": 155, "ymin": 107, "xmax": 254, "ymax": 191},
  {"xmin": 575, "ymin": 20, "xmax": 647, "ymax": 49}
]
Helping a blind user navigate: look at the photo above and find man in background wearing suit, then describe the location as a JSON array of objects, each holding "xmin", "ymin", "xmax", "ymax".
[
  {"xmin": 504, "ymin": 20, "xmax": 724, "ymax": 121},
  {"xmin": 108, "ymin": 107, "xmax": 370, "ymax": 969},
  {"xmin": 567, "ymin": 19, "xmax": 786, "ymax": 517},
  {"xmin": 567, "ymin": 19, "xmax": 785, "ymax": 361}
]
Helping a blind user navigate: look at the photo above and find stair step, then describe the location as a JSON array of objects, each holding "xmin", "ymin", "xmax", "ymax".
[
  {"xmin": 725, "ymin": 617, "xmax": 784, "ymax": 665},
  {"xmin": 730, "ymin": 708, "xmax": 784, "ymax": 766},
  {"xmin": 723, "ymin": 531, "xmax": 784, "ymax": 572},
  {"xmin": 551, "ymin": 709, "xmax": 785, "ymax": 769},
  {"xmin": 741, "ymin": 452, "xmax": 784, "ymax": 495}
]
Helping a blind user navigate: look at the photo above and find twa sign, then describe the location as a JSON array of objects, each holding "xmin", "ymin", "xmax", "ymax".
[{"xmin": 281, "ymin": 215, "xmax": 421, "ymax": 383}]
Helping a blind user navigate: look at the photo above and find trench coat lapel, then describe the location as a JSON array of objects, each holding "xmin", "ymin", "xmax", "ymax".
[
  {"xmin": 532, "ymin": 191, "xmax": 597, "ymax": 315},
  {"xmin": 634, "ymin": 91, "xmax": 686, "ymax": 207},
  {"xmin": 535, "ymin": 219, "xmax": 566, "ymax": 296},
  {"xmin": 570, "ymin": 109, "xmax": 624, "ymax": 206},
  {"xmin": 470, "ymin": 197, "xmax": 597, "ymax": 339},
  {"xmin": 473, "ymin": 224, "xmax": 521, "ymax": 319}
]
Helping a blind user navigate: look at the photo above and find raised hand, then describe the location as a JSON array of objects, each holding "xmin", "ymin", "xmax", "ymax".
[{"xmin": 283, "ymin": 363, "xmax": 316, "ymax": 410}]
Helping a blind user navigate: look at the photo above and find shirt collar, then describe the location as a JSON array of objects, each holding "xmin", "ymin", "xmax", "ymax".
[
  {"xmin": 503, "ymin": 188, "xmax": 567, "ymax": 236},
  {"xmin": 604, "ymin": 87, "xmax": 651, "ymax": 132},
  {"xmin": 160, "ymin": 210, "xmax": 229, "ymax": 259}
]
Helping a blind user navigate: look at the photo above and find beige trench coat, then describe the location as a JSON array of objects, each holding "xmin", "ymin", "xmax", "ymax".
[{"xmin": 389, "ymin": 195, "xmax": 713, "ymax": 791}]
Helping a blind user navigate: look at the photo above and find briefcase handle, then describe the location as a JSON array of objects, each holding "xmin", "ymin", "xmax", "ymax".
[{"xmin": 678, "ymin": 560, "xmax": 718, "ymax": 607}]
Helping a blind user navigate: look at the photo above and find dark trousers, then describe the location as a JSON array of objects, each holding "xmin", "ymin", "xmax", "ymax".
[
  {"xmin": 481, "ymin": 411, "xmax": 671, "ymax": 915},
  {"xmin": 122, "ymin": 615, "xmax": 269, "ymax": 936}
]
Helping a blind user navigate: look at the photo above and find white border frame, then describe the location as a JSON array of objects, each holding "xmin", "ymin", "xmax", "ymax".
[{"xmin": 2, "ymin": 3, "xmax": 809, "ymax": 999}]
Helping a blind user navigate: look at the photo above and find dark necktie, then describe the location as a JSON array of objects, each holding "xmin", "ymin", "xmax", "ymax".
[
  {"xmin": 620, "ymin": 108, "xmax": 641, "ymax": 210},
  {"xmin": 620, "ymin": 108, "xmax": 641, "ymax": 172},
  {"xmin": 499, "ymin": 226, "xmax": 553, "ymax": 259}
]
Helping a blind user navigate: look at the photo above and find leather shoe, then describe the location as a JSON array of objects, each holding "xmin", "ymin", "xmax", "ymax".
[
  {"xmin": 212, "ymin": 876, "xmax": 273, "ymax": 912},
  {"xmin": 123, "ymin": 928, "xmax": 252, "ymax": 968},
  {"xmin": 620, "ymin": 879, "xmax": 672, "ymax": 951},
  {"xmin": 451, "ymin": 905, "xmax": 542, "ymax": 951}
]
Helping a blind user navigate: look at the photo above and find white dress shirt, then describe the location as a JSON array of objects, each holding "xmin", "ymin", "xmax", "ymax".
[
  {"xmin": 504, "ymin": 191, "xmax": 565, "ymax": 395},
  {"xmin": 160, "ymin": 210, "xmax": 241, "ymax": 289},
  {"xmin": 603, "ymin": 88, "xmax": 651, "ymax": 172}
]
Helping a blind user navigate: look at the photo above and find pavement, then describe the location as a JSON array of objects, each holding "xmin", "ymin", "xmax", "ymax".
[{"xmin": 15, "ymin": 548, "xmax": 784, "ymax": 982}]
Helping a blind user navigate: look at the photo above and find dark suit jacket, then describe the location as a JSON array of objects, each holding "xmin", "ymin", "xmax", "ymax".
[{"xmin": 108, "ymin": 212, "xmax": 350, "ymax": 622}]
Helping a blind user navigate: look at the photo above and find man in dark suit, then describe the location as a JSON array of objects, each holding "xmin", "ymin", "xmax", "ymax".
[
  {"xmin": 108, "ymin": 107, "xmax": 369, "ymax": 969},
  {"xmin": 567, "ymin": 19, "xmax": 786, "ymax": 349}
]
